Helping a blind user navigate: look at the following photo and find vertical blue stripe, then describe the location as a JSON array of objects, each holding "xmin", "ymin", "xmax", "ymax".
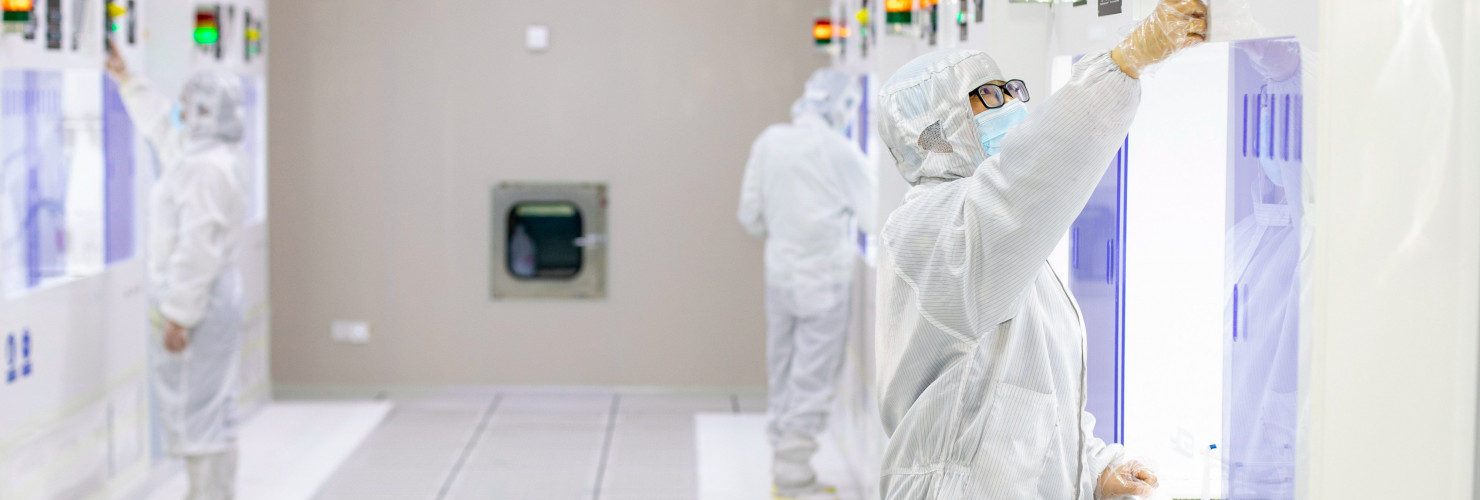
[
  {"xmin": 24, "ymin": 71, "xmax": 41, "ymax": 288},
  {"xmin": 103, "ymin": 74, "xmax": 135, "ymax": 264},
  {"xmin": 1253, "ymin": 94, "xmax": 1261, "ymax": 158},
  {"xmin": 859, "ymin": 74, "xmax": 870, "ymax": 154},
  {"xmin": 1282, "ymin": 94, "xmax": 1291, "ymax": 161},
  {"xmin": 1241, "ymin": 94, "xmax": 1248, "ymax": 158},
  {"xmin": 1115, "ymin": 136, "xmax": 1128, "ymax": 444}
]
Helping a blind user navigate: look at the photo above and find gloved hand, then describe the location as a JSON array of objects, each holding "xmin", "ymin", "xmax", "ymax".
[
  {"xmin": 1110, "ymin": 0, "xmax": 1208, "ymax": 79},
  {"xmin": 1096, "ymin": 459, "xmax": 1159, "ymax": 499},
  {"xmin": 164, "ymin": 321, "xmax": 190, "ymax": 353},
  {"xmin": 105, "ymin": 43, "xmax": 131, "ymax": 84}
]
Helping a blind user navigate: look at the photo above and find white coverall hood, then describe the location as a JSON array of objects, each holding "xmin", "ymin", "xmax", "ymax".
[
  {"xmin": 791, "ymin": 68, "xmax": 862, "ymax": 133},
  {"xmin": 181, "ymin": 70, "xmax": 247, "ymax": 146},
  {"xmin": 877, "ymin": 49, "xmax": 1003, "ymax": 186}
]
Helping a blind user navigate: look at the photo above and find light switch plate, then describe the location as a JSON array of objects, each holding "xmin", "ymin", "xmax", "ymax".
[
  {"xmin": 526, "ymin": 25, "xmax": 549, "ymax": 52},
  {"xmin": 332, "ymin": 321, "xmax": 371, "ymax": 344}
]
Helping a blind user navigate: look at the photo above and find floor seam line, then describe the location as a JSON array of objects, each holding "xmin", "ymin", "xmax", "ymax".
[
  {"xmin": 434, "ymin": 394, "xmax": 502, "ymax": 500},
  {"xmin": 592, "ymin": 394, "xmax": 621, "ymax": 500}
]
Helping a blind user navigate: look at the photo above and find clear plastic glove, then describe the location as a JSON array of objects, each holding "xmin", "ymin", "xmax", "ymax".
[
  {"xmin": 1096, "ymin": 459, "xmax": 1160, "ymax": 500},
  {"xmin": 1110, "ymin": 0, "xmax": 1208, "ymax": 78}
]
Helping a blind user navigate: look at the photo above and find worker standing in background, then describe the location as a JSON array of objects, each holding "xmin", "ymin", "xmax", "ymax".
[
  {"xmin": 738, "ymin": 68, "xmax": 877, "ymax": 500},
  {"xmin": 106, "ymin": 46, "xmax": 248, "ymax": 500},
  {"xmin": 872, "ymin": 0, "xmax": 1206, "ymax": 498}
]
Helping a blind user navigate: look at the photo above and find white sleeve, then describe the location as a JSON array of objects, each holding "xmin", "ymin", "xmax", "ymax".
[
  {"xmin": 116, "ymin": 77, "xmax": 183, "ymax": 168},
  {"xmin": 737, "ymin": 132, "xmax": 769, "ymax": 237},
  {"xmin": 1081, "ymin": 409, "xmax": 1127, "ymax": 486},
  {"xmin": 159, "ymin": 162, "xmax": 240, "ymax": 328},
  {"xmin": 955, "ymin": 50, "xmax": 1141, "ymax": 326},
  {"xmin": 832, "ymin": 136, "xmax": 877, "ymax": 234}
]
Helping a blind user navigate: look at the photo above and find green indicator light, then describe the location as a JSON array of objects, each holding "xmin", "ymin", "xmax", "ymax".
[
  {"xmin": 194, "ymin": 26, "xmax": 218, "ymax": 45},
  {"xmin": 2, "ymin": 10, "xmax": 29, "ymax": 22},
  {"xmin": 957, "ymin": 11, "xmax": 965, "ymax": 23},
  {"xmin": 886, "ymin": 11, "xmax": 912, "ymax": 24}
]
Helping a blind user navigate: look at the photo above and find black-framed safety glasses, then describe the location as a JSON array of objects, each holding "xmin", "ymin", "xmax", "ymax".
[{"xmin": 973, "ymin": 79, "xmax": 1030, "ymax": 110}]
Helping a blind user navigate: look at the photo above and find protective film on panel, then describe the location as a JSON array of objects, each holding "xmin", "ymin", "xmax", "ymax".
[
  {"xmin": 1224, "ymin": 37, "xmax": 1301, "ymax": 500},
  {"xmin": 240, "ymin": 76, "xmax": 266, "ymax": 224},
  {"xmin": 103, "ymin": 74, "xmax": 136, "ymax": 264},
  {"xmin": 1, "ymin": 69, "xmax": 131, "ymax": 297},
  {"xmin": 1070, "ymin": 137, "xmax": 1128, "ymax": 445},
  {"xmin": 2, "ymin": 70, "xmax": 67, "ymax": 294}
]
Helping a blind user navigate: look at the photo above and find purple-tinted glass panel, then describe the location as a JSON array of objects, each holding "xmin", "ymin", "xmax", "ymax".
[
  {"xmin": 1070, "ymin": 137, "xmax": 1127, "ymax": 445},
  {"xmin": 103, "ymin": 75, "xmax": 135, "ymax": 264},
  {"xmin": 3, "ymin": 70, "xmax": 65, "ymax": 291},
  {"xmin": 859, "ymin": 74, "xmax": 870, "ymax": 154},
  {"xmin": 1225, "ymin": 37, "xmax": 1302, "ymax": 500}
]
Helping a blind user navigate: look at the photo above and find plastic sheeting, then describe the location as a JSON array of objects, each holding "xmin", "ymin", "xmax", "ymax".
[{"xmin": 1224, "ymin": 36, "xmax": 1302, "ymax": 500}]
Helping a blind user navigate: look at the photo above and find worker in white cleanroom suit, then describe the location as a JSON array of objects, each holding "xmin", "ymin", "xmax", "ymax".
[
  {"xmin": 738, "ymin": 68, "xmax": 876, "ymax": 500},
  {"xmin": 107, "ymin": 47, "xmax": 248, "ymax": 500},
  {"xmin": 872, "ymin": 1, "xmax": 1205, "ymax": 498}
]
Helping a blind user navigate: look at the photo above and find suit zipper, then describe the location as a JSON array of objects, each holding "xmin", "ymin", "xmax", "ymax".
[{"xmin": 1047, "ymin": 261, "xmax": 1089, "ymax": 499}]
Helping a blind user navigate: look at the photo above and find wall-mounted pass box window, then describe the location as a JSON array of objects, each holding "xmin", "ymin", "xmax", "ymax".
[{"xmin": 490, "ymin": 182, "xmax": 607, "ymax": 300}]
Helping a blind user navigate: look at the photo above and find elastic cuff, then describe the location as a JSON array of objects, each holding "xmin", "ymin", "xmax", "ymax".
[{"xmin": 159, "ymin": 300, "xmax": 203, "ymax": 329}]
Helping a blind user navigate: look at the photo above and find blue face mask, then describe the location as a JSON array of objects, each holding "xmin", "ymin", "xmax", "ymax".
[
  {"xmin": 169, "ymin": 101, "xmax": 185, "ymax": 131},
  {"xmin": 973, "ymin": 99, "xmax": 1028, "ymax": 157}
]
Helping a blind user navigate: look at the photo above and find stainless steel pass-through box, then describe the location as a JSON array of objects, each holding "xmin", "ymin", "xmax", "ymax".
[{"xmin": 490, "ymin": 182, "xmax": 608, "ymax": 299}]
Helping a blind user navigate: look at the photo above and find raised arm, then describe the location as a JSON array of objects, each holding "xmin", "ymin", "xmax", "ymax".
[
  {"xmin": 106, "ymin": 46, "xmax": 183, "ymax": 167},
  {"xmin": 952, "ymin": 50, "xmax": 1141, "ymax": 326},
  {"xmin": 951, "ymin": 0, "xmax": 1207, "ymax": 328}
]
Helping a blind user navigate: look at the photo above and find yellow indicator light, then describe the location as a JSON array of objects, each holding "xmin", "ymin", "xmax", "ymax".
[
  {"xmin": 245, "ymin": 27, "xmax": 260, "ymax": 41},
  {"xmin": 106, "ymin": 1, "xmax": 126, "ymax": 18},
  {"xmin": 2, "ymin": 0, "xmax": 32, "ymax": 12},
  {"xmin": 856, "ymin": 9, "xmax": 870, "ymax": 23}
]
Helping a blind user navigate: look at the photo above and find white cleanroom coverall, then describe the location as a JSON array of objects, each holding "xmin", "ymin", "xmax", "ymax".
[
  {"xmin": 738, "ymin": 68, "xmax": 876, "ymax": 494},
  {"xmin": 874, "ymin": 49, "xmax": 1140, "ymax": 499},
  {"xmin": 120, "ymin": 70, "xmax": 247, "ymax": 500}
]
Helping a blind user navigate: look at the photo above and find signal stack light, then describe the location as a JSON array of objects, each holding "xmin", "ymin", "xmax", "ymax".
[
  {"xmin": 2, "ymin": 0, "xmax": 32, "ymax": 34},
  {"xmin": 194, "ymin": 6, "xmax": 219, "ymax": 46}
]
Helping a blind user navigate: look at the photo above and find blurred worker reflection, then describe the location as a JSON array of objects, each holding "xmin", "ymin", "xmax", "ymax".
[
  {"xmin": 107, "ymin": 47, "xmax": 248, "ymax": 500},
  {"xmin": 872, "ymin": 1, "xmax": 1206, "ymax": 498},
  {"xmin": 737, "ymin": 68, "xmax": 876, "ymax": 500}
]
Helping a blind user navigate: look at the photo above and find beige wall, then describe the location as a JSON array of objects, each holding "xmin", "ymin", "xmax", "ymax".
[{"xmin": 267, "ymin": 0, "xmax": 828, "ymax": 387}]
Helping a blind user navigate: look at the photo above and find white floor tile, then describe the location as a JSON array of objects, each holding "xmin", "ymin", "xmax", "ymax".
[
  {"xmin": 147, "ymin": 401, "xmax": 391, "ymax": 500},
  {"xmin": 695, "ymin": 413, "xmax": 864, "ymax": 500}
]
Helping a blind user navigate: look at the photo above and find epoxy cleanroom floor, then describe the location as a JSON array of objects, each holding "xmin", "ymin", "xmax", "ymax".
[{"xmin": 145, "ymin": 388, "xmax": 867, "ymax": 500}]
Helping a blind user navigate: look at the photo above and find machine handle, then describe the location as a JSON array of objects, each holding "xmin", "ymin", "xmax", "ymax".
[
  {"xmin": 1072, "ymin": 228, "xmax": 1080, "ymax": 269},
  {"xmin": 1233, "ymin": 284, "xmax": 1241, "ymax": 341}
]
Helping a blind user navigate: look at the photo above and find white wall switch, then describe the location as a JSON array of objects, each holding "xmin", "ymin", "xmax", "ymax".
[{"xmin": 332, "ymin": 321, "xmax": 372, "ymax": 344}]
